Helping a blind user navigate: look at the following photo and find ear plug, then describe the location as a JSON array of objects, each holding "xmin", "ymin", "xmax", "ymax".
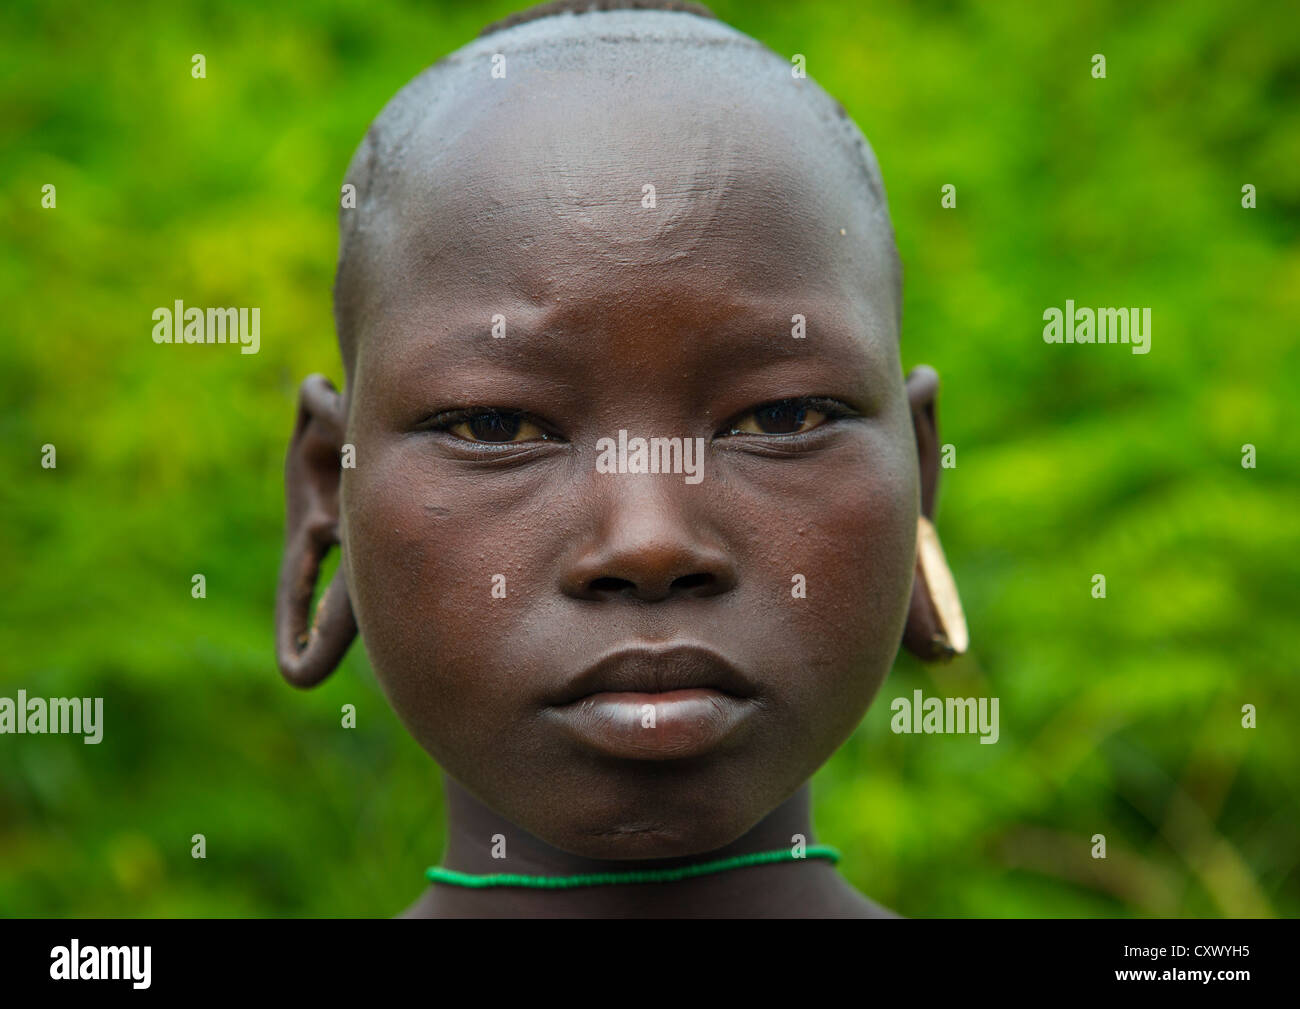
[{"xmin": 903, "ymin": 516, "xmax": 969, "ymax": 661}]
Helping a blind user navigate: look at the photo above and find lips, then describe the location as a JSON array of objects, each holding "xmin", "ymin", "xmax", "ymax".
[
  {"xmin": 552, "ymin": 643, "xmax": 757, "ymax": 706},
  {"xmin": 545, "ymin": 644, "xmax": 761, "ymax": 760}
]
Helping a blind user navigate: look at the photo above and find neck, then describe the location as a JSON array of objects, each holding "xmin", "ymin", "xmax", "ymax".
[{"xmin": 402, "ymin": 777, "xmax": 884, "ymax": 918}]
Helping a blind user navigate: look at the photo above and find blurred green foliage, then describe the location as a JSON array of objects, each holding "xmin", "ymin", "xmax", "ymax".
[{"xmin": 2, "ymin": 0, "xmax": 1297, "ymax": 917}]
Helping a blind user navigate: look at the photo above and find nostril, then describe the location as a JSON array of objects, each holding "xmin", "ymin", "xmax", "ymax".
[
  {"xmin": 585, "ymin": 573, "xmax": 717, "ymax": 597},
  {"xmin": 589, "ymin": 576, "xmax": 635, "ymax": 594}
]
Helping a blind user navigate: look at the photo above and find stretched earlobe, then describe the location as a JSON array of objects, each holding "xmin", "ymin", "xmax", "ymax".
[
  {"xmin": 276, "ymin": 523, "xmax": 356, "ymax": 687},
  {"xmin": 275, "ymin": 374, "xmax": 357, "ymax": 687},
  {"xmin": 901, "ymin": 366, "xmax": 969, "ymax": 662}
]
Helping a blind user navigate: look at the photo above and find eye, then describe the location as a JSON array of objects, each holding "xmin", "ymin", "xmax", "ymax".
[
  {"xmin": 428, "ymin": 409, "xmax": 555, "ymax": 444},
  {"xmin": 721, "ymin": 397, "xmax": 847, "ymax": 437}
]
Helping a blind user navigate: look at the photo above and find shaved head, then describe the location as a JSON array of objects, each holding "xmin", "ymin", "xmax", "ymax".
[{"xmin": 332, "ymin": 4, "xmax": 901, "ymax": 376}]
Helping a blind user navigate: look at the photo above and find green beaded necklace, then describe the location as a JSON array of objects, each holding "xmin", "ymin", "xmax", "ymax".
[{"xmin": 426, "ymin": 844, "xmax": 841, "ymax": 889}]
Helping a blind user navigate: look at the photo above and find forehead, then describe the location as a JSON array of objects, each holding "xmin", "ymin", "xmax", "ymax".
[{"xmin": 355, "ymin": 18, "xmax": 899, "ymax": 380}]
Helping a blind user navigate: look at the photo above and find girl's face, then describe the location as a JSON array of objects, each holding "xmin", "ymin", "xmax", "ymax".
[{"xmin": 337, "ymin": 68, "xmax": 921, "ymax": 859}]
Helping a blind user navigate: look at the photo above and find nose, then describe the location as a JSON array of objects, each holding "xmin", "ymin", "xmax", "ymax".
[{"xmin": 560, "ymin": 482, "xmax": 737, "ymax": 603}]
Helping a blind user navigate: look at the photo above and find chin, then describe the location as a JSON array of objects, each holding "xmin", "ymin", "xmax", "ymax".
[{"xmin": 532, "ymin": 783, "xmax": 772, "ymax": 862}]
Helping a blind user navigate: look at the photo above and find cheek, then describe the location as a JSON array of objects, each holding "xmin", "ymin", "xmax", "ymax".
[
  {"xmin": 818, "ymin": 471, "xmax": 916, "ymax": 702},
  {"xmin": 723, "ymin": 425, "xmax": 918, "ymax": 724},
  {"xmin": 338, "ymin": 443, "xmax": 538, "ymax": 751},
  {"xmin": 817, "ymin": 447, "xmax": 916, "ymax": 656}
]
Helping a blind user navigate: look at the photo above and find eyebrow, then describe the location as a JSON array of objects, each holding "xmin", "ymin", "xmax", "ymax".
[{"xmin": 386, "ymin": 296, "xmax": 891, "ymax": 382}]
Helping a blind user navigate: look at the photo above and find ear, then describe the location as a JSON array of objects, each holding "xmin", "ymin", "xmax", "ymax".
[
  {"xmin": 901, "ymin": 365, "xmax": 967, "ymax": 661},
  {"xmin": 275, "ymin": 374, "xmax": 357, "ymax": 687},
  {"xmin": 906, "ymin": 364, "xmax": 940, "ymax": 519}
]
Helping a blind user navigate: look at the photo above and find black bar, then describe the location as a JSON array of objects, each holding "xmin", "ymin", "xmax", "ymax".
[{"xmin": 0, "ymin": 918, "xmax": 1286, "ymax": 995}]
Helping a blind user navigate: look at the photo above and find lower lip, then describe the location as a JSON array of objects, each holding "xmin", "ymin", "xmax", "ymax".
[{"xmin": 547, "ymin": 688, "xmax": 757, "ymax": 760}]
